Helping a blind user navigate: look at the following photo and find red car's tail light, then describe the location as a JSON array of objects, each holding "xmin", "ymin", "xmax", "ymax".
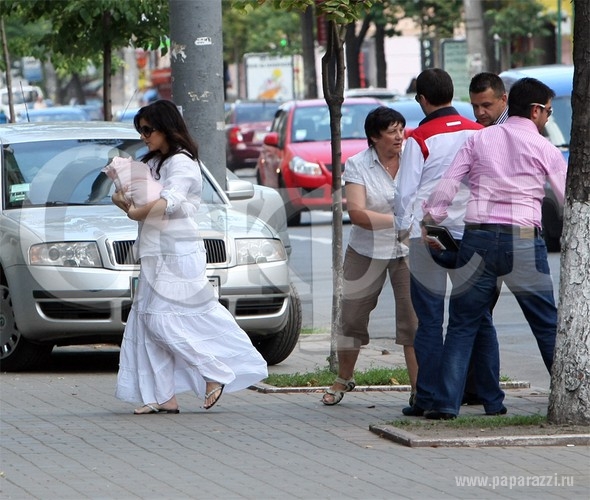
[{"xmin": 228, "ymin": 126, "xmax": 244, "ymax": 145}]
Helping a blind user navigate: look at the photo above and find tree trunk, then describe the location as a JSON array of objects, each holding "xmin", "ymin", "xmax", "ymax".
[
  {"xmin": 463, "ymin": 0, "xmax": 487, "ymax": 74},
  {"xmin": 102, "ymin": 10, "xmax": 113, "ymax": 121},
  {"xmin": 300, "ymin": 6, "xmax": 318, "ymax": 99},
  {"xmin": 548, "ymin": 0, "xmax": 590, "ymax": 425},
  {"xmin": 0, "ymin": 17, "xmax": 15, "ymax": 122},
  {"xmin": 322, "ymin": 21, "xmax": 345, "ymax": 373},
  {"xmin": 374, "ymin": 23, "xmax": 387, "ymax": 88},
  {"xmin": 344, "ymin": 17, "xmax": 371, "ymax": 89},
  {"xmin": 345, "ymin": 24, "xmax": 360, "ymax": 89}
]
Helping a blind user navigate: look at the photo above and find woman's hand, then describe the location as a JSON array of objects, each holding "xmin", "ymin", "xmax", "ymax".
[
  {"xmin": 127, "ymin": 198, "xmax": 167, "ymax": 222},
  {"xmin": 112, "ymin": 189, "xmax": 131, "ymax": 213}
]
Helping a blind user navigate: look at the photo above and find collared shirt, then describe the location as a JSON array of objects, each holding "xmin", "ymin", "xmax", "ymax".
[
  {"xmin": 493, "ymin": 106, "xmax": 509, "ymax": 125},
  {"xmin": 424, "ymin": 116, "xmax": 567, "ymax": 228},
  {"xmin": 343, "ymin": 147, "xmax": 407, "ymax": 260},
  {"xmin": 394, "ymin": 107, "xmax": 482, "ymax": 239}
]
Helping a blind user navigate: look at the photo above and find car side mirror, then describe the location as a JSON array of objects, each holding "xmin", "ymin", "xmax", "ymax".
[
  {"xmin": 226, "ymin": 178, "xmax": 255, "ymax": 201},
  {"xmin": 263, "ymin": 131, "xmax": 279, "ymax": 147}
]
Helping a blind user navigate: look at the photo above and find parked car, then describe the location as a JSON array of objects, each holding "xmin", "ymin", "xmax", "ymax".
[
  {"xmin": 225, "ymin": 100, "xmax": 281, "ymax": 171},
  {"xmin": 16, "ymin": 105, "xmax": 90, "ymax": 123},
  {"xmin": 344, "ymin": 87, "xmax": 400, "ymax": 102},
  {"xmin": 114, "ymin": 107, "xmax": 140, "ymax": 122},
  {"xmin": 387, "ymin": 97, "xmax": 477, "ymax": 137},
  {"xmin": 500, "ymin": 64, "xmax": 573, "ymax": 251},
  {"xmin": 255, "ymin": 97, "xmax": 382, "ymax": 225},
  {"xmin": 0, "ymin": 84, "xmax": 44, "ymax": 118},
  {"xmin": 0, "ymin": 122, "xmax": 301, "ymax": 371}
]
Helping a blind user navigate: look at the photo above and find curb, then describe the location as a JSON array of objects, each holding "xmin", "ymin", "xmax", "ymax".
[
  {"xmin": 250, "ymin": 380, "xmax": 531, "ymax": 394},
  {"xmin": 368, "ymin": 424, "xmax": 590, "ymax": 448}
]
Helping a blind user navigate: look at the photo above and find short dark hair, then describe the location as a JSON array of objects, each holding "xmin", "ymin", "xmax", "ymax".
[
  {"xmin": 364, "ymin": 106, "xmax": 406, "ymax": 147},
  {"xmin": 507, "ymin": 77, "xmax": 556, "ymax": 118},
  {"xmin": 469, "ymin": 72, "xmax": 506, "ymax": 97},
  {"xmin": 416, "ymin": 68, "xmax": 454, "ymax": 106}
]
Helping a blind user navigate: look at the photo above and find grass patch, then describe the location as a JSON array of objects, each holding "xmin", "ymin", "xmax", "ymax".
[
  {"xmin": 300, "ymin": 327, "xmax": 329, "ymax": 335},
  {"xmin": 389, "ymin": 414, "xmax": 547, "ymax": 428},
  {"xmin": 264, "ymin": 366, "xmax": 410, "ymax": 388}
]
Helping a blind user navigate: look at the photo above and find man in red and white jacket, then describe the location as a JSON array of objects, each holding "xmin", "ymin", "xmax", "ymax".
[{"xmin": 393, "ymin": 68, "xmax": 483, "ymax": 417}]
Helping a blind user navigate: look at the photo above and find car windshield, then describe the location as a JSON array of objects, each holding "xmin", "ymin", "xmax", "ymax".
[
  {"xmin": 2, "ymin": 138, "xmax": 224, "ymax": 209},
  {"xmin": 291, "ymin": 103, "xmax": 378, "ymax": 142},
  {"xmin": 233, "ymin": 103, "xmax": 279, "ymax": 124},
  {"xmin": 547, "ymin": 95, "xmax": 571, "ymax": 147}
]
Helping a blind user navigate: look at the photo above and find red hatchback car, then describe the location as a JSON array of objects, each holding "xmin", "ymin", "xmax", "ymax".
[
  {"xmin": 255, "ymin": 97, "xmax": 382, "ymax": 225},
  {"xmin": 225, "ymin": 100, "xmax": 281, "ymax": 171}
]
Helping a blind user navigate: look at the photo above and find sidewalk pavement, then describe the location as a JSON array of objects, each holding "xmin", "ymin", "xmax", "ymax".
[{"xmin": 1, "ymin": 337, "xmax": 589, "ymax": 499}]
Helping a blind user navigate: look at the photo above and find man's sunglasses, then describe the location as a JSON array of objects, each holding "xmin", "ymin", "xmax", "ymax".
[
  {"xmin": 137, "ymin": 126, "xmax": 156, "ymax": 137},
  {"xmin": 529, "ymin": 103, "xmax": 553, "ymax": 117}
]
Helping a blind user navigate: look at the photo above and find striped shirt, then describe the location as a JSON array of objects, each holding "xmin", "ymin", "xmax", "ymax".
[{"xmin": 424, "ymin": 116, "xmax": 567, "ymax": 228}]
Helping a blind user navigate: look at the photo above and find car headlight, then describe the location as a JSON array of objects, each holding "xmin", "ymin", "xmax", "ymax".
[
  {"xmin": 290, "ymin": 156, "xmax": 322, "ymax": 176},
  {"xmin": 235, "ymin": 239, "xmax": 286, "ymax": 265},
  {"xmin": 29, "ymin": 242, "xmax": 102, "ymax": 268}
]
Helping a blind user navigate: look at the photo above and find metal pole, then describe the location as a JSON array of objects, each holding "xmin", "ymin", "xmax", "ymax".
[{"xmin": 169, "ymin": 0, "xmax": 226, "ymax": 186}]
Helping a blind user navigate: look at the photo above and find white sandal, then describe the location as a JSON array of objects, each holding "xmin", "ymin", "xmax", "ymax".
[{"xmin": 322, "ymin": 377, "xmax": 356, "ymax": 406}]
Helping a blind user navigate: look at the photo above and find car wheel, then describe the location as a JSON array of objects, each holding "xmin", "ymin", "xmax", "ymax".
[
  {"xmin": 253, "ymin": 283, "xmax": 302, "ymax": 365},
  {"xmin": 0, "ymin": 283, "xmax": 52, "ymax": 371}
]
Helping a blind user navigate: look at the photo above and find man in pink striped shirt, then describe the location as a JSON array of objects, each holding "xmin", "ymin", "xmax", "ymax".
[{"xmin": 422, "ymin": 77, "xmax": 567, "ymax": 419}]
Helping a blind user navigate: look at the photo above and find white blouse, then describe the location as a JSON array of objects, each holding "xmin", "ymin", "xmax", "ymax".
[
  {"xmin": 135, "ymin": 153, "xmax": 203, "ymax": 258},
  {"xmin": 343, "ymin": 147, "xmax": 408, "ymax": 260}
]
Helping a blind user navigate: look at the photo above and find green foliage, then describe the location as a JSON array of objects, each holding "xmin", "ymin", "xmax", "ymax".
[
  {"xmin": 1, "ymin": 0, "xmax": 168, "ymax": 77},
  {"xmin": 390, "ymin": 413, "xmax": 548, "ymax": 428},
  {"xmin": 484, "ymin": 0, "xmax": 552, "ymax": 67},
  {"xmin": 222, "ymin": 0, "xmax": 301, "ymax": 60},
  {"xmin": 398, "ymin": 0, "xmax": 463, "ymax": 39},
  {"xmin": 264, "ymin": 366, "xmax": 410, "ymax": 387},
  {"xmin": 231, "ymin": 0, "xmax": 373, "ymax": 23}
]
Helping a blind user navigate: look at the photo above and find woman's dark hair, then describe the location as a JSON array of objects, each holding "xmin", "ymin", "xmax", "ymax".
[
  {"xmin": 416, "ymin": 68, "xmax": 454, "ymax": 106},
  {"xmin": 364, "ymin": 106, "xmax": 406, "ymax": 147},
  {"xmin": 133, "ymin": 99, "xmax": 199, "ymax": 178},
  {"xmin": 507, "ymin": 77, "xmax": 555, "ymax": 118}
]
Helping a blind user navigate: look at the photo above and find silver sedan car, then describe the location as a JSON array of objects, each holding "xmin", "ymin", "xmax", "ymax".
[{"xmin": 0, "ymin": 122, "xmax": 301, "ymax": 371}]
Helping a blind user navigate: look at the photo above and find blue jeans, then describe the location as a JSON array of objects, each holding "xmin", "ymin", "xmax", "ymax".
[
  {"xmin": 432, "ymin": 229, "xmax": 557, "ymax": 416},
  {"xmin": 409, "ymin": 238, "xmax": 463, "ymax": 410}
]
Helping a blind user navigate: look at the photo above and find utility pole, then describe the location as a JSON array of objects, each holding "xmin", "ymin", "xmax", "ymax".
[
  {"xmin": 463, "ymin": 0, "xmax": 488, "ymax": 75},
  {"xmin": 169, "ymin": 0, "xmax": 226, "ymax": 186}
]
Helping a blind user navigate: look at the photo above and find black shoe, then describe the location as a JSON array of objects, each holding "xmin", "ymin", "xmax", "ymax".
[
  {"xmin": 462, "ymin": 393, "xmax": 484, "ymax": 405},
  {"xmin": 402, "ymin": 404, "xmax": 425, "ymax": 417},
  {"xmin": 424, "ymin": 410, "xmax": 456, "ymax": 420},
  {"xmin": 485, "ymin": 405, "xmax": 507, "ymax": 416}
]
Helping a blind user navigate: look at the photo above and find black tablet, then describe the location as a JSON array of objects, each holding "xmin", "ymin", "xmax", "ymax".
[{"xmin": 424, "ymin": 225, "xmax": 460, "ymax": 252}]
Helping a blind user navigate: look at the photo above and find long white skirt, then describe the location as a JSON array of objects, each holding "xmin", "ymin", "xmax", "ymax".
[{"xmin": 115, "ymin": 250, "xmax": 268, "ymax": 405}]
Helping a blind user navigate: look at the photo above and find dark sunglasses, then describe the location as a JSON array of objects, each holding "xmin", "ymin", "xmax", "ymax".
[{"xmin": 137, "ymin": 125, "xmax": 156, "ymax": 137}]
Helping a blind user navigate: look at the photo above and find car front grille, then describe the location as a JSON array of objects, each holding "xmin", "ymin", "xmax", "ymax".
[
  {"xmin": 111, "ymin": 239, "xmax": 227, "ymax": 265},
  {"xmin": 235, "ymin": 297, "xmax": 285, "ymax": 315},
  {"xmin": 112, "ymin": 240, "xmax": 135, "ymax": 265}
]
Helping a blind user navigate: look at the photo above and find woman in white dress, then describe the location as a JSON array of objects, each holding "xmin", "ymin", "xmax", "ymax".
[{"xmin": 113, "ymin": 100, "xmax": 268, "ymax": 414}]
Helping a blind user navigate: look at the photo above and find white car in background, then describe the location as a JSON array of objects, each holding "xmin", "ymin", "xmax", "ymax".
[{"xmin": 0, "ymin": 122, "xmax": 301, "ymax": 371}]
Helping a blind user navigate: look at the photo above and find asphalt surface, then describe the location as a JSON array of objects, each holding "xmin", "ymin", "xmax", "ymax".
[{"xmin": 1, "ymin": 336, "xmax": 589, "ymax": 499}]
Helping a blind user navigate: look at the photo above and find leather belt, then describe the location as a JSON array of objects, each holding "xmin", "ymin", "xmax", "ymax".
[{"xmin": 464, "ymin": 223, "xmax": 541, "ymax": 238}]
